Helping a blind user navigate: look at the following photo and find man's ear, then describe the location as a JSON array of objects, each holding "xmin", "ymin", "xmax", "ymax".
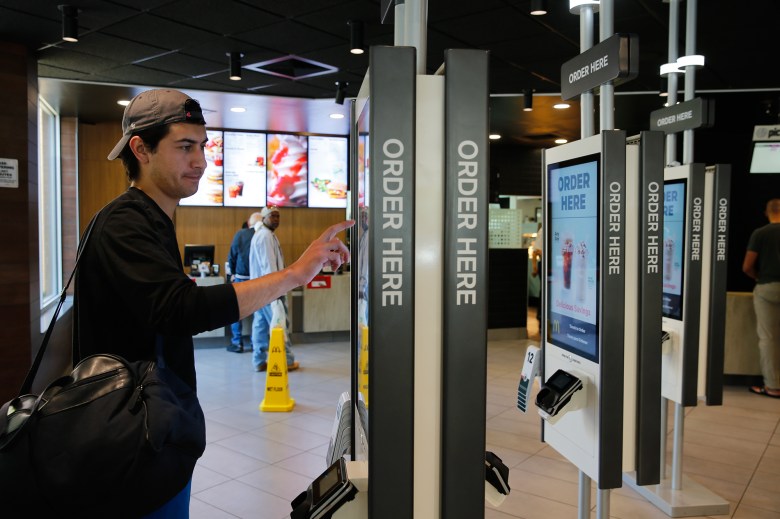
[{"xmin": 128, "ymin": 136, "xmax": 150, "ymax": 163}]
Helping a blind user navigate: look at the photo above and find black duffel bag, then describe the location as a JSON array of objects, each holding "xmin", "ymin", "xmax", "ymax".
[
  {"xmin": 0, "ymin": 215, "xmax": 205, "ymax": 517},
  {"xmin": 0, "ymin": 353, "xmax": 206, "ymax": 518}
]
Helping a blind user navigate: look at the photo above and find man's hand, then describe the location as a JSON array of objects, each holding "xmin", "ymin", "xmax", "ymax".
[
  {"xmin": 289, "ymin": 220, "xmax": 354, "ymax": 285},
  {"xmin": 233, "ymin": 220, "xmax": 355, "ymax": 320}
]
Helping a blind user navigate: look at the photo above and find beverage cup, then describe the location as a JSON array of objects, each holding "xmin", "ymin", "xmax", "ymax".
[{"xmin": 562, "ymin": 237, "xmax": 573, "ymax": 290}]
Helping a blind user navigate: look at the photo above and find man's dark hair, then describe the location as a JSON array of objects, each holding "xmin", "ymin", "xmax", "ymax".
[{"xmin": 118, "ymin": 125, "xmax": 172, "ymax": 182}]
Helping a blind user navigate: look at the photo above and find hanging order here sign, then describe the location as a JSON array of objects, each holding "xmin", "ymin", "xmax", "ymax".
[{"xmin": 560, "ymin": 33, "xmax": 639, "ymax": 101}]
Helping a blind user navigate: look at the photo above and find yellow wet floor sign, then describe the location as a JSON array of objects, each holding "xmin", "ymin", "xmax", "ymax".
[{"xmin": 260, "ymin": 327, "xmax": 295, "ymax": 412}]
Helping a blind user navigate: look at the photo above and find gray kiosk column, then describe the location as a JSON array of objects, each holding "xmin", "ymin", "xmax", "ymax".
[{"xmin": 441, "ymin": 49, "xmax": 489, "ymax": 519}]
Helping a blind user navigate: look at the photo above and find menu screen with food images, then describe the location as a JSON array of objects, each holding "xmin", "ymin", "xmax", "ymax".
[
  {"xmin": 308, "ymin": 136, "xmax": 348, "ymax": 208},
  {"xmin": 223, "ymin": 131, "xmax": 267, "ymax": 207},
  {"xmin": 267, "ymin": 134, "xmax": 308, "ymax": 208},
  {"xmin": 547, "ymin": 154, "xmax": 600, "ymax": 363},
  {"xmin": 662, "ymin": 179, "xmax": 687, "ymax": 320},
  {"xmin": 180, "ymin": 130, "xmax": 225, "ymax": 206}
]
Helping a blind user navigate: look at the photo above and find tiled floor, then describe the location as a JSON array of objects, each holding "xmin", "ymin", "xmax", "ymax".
[{"xmin": 191, "ymin": 322, "xmax": 780, "ymax": 518}]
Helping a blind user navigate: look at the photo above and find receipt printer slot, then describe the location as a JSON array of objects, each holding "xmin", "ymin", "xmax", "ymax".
[{"xmin": 535, "ymin": 369, "xmax": 583, "ymax": 418}]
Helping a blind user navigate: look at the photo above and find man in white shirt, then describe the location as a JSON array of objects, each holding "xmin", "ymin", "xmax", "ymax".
[{"xmin": 249, "ymin": 206, "xmax": 298, "ymax": 372}]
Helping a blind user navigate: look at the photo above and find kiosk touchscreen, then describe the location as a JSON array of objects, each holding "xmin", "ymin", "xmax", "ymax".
[
  {"xmin": 662, "ymin": 180, "xmax": 686, "ymax": 321},
  {"xmin": 546, "ymin": 153, "xmax": 600, "ymax": 363},
  {"xmin": 538, "ymin": 131, "xmax": 626, "ymax": 489},
  {"xmin": 660, "ymin": 165, "xmax": 705, "ymax": 406}
]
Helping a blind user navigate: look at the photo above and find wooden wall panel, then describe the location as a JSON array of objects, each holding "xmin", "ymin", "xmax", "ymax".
[
  {"xmin": 0, "ymin": 42, "xmax": 37, "ymax": 402},
  {"xmin": 78, "ymin": 122, "xmax": 128, "ymax": 231}
]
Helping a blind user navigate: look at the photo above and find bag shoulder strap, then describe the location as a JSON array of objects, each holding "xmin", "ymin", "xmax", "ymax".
[{"xmin": 19, "ymin": 213, "xmax": 100, "ymax": 395}]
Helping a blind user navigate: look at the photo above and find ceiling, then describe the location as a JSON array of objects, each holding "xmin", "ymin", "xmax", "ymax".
[{"xmin": 3, "ymin": 0, "xmax": 780, "ymax": 146}]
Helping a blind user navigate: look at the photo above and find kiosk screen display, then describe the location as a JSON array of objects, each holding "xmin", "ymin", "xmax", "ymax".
[
  {"xmin": 750, "ymin": 142, "xmax": 780, "ymax": 174},
  {"xmin": 662, "ymin": 179, "xmax": 687, "ymax": 320},
  {"xmin": 547, "ymin": 154, "xmax": 600, "ymax": 363}
]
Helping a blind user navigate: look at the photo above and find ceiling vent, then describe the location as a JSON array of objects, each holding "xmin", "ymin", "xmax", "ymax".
[{"xmin": 244, "ymin": 55, "xmax": 338, "ymax": 81}]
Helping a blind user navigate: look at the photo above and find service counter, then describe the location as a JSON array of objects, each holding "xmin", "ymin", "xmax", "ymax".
[
  {"xmin": 723, "ymin": 291, "xmax": 761, "ymax": 376},
  {"xmin": 301, "ymin": 272, "xmax": 350, "ymax": 333}
]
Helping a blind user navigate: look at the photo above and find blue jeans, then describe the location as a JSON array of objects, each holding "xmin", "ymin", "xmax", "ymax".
[
  {"xmin": 142, "ymin": 479, "xmax": 191, "ymax": 518},
  {"xmin": 230, "ymin": 277, "xmax": 248, "ymax": 346},
  {"xmin": 252, "ymin": 301, "xmax": 294, "ymax": 368}
]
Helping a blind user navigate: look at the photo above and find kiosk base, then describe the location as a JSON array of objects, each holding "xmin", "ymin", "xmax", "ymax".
[{"xmin": 623, "ymin": 471, "xmax": 729, "ymax": 517}]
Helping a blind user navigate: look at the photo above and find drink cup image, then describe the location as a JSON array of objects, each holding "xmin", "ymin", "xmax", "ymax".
[
  {"xmin": 214, "ymin": 152, "xmax": 223, "ymax": 166},
  {"xmin": 228, "ymin": 184, "xmax": 240, "ymax": 198},
  {"xmin": 663, "ymin": 237, "xmax": 674, "ymax": 281},
  {"xmin": 575, "ymin": 240, "xmax": 588, "ymax": 302},
  {"xmin": 237, "ymin": 181, "xmax": 244, "ymax": 196},
  {"xmin": 562, "ymin": 236, "xmax": 574, "ymax": 290}
]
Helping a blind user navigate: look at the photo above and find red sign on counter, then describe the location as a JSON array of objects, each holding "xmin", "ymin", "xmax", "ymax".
[{"xmin": 307, "ymin": 275, "xmax": 331, "ymax": 289}]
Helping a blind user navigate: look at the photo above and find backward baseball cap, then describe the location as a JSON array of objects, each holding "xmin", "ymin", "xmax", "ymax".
[{"xmin": 107, "ymin": 89, "xmax": 206, "ymax": 160}]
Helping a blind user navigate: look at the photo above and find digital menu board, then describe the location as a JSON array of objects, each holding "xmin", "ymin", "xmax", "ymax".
[
  {"xmin": 267, "ymin": 133, "xmax": 308, "ymax": 207},
  {"xmin": 662, "ymin": 179, "xmax": 686, "ymax": 320},
  {"xmin": 180, "ymin": 130, "xmax": 224, "ymax": 206},
  {"xmin": 308, "ymin": 136, "xmax": 348, "ymax": 208},
  {"xmin": 547, "ymin": 154, "xmax": 600, "ymax": 363},
  {"xmin": 223, "ymin": 131, "xmax": 266, "ymax": 207}
]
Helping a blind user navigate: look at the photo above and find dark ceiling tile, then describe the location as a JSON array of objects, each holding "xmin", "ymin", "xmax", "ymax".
[
  {"xmin": 140, "ymin": 52, "xmax": 224, "ymax": 78},
  {"xmin": 37, "ymin": 47, "xmax": 121, "ymax": 74},
  {"xmin": 233, "ymin": 20, "xmax": 343, "ymax": 56},
  {"xmin": 59, "ymin": 32, "xmax": 169, "ymax": 64},
  {"xmin": 0, "ymin": 9, "xmax": 60, "ymax": 48},
  {"xmin": 150, "ymin": 0, "xmax": 281, "ymax": 35},
  {"xmin": 101, "ymin": 13, "xmax": 220, "ymax": 50},
  {"xmin": 102, "ymin": 64, "xmax": 189, "ymax": 85}
]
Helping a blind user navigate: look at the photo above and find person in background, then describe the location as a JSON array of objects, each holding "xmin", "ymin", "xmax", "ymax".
[
  {"xmin": 743, "ymin": 198, "xmax": 780, "ymax": 399},
  {"xmin": 249, "ymin": 206, "xmax": 298, "ymax": 372},
  {"xmin": 226, "ymin": 211, "xmax": 262, "ymax": 353},
  {"xmin": 74, "ymin": 88, "xmax": 352, "ymax": 517}
]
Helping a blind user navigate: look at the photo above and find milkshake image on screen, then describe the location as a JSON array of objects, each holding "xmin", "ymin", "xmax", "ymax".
[
  {"xmin": 663, "ymin": 233, "xmax": 674, "ymax": 281},
  {"xmin": 574, "ymin": 240, "xmax": 588, "ymax": 302},
  {"xmin": 562, "ymin": 236, "xmax": 574, "ymax": 290}
]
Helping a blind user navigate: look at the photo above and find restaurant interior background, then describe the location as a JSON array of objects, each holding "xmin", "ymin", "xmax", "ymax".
[{"xmin": 1, "ymin": 0, "xmax": 780, "ymax": 397}]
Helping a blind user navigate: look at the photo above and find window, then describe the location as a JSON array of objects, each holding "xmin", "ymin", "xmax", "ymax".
[{"xmin": 38, "ymin": 97, "xmax": 62, "ymax": 310}]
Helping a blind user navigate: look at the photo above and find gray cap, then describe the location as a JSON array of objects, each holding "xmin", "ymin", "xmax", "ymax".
[{"xmin": 107, "ymin": 89, "xmax": 206, "ymax": 160}]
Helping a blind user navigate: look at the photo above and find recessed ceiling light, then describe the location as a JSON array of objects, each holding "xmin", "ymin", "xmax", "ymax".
[
  {"xmin": 554, "ymin": 138, "xmax": 568, "ymax": 144},
  {"xmin": 230, "ymin": 107, "xmax": 246, "ymax": 113},
  {"xmin": 553, "ymin": 102, "xmax": 571, "ymax": 109},
  {"xmin": 489, "ymin": 134, "xmax": 501, "ymax": 140},
  {"xmin": 117, "ymin": 100, "xmax": 130, "ymax": 106},
  {"xmin": 330, "ymin": 113, "xmax": 345, "ymax": 119}
]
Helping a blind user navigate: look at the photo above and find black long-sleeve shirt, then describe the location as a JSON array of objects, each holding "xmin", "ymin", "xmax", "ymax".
[{"xmin": 74, "ymin": 187, "xmax": 238, "ymax": 390}]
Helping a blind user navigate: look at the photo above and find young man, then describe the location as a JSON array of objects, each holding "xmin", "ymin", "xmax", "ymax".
[
  {"xmin": 743, "ymin": 198, "xmax": 780, "ymax": 398},
  {"xmin": 74, "ymin": 89, "xmax": 352, "ymax": 516}
]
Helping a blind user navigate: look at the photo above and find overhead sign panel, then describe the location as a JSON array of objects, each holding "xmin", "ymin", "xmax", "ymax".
[
  {"xmin": 560, "ymin": 33, "xmax": 638, "ymax": 100},
  {"xmin": 650, "ymin": 98, "xmax": 714, "ymax": 134}
]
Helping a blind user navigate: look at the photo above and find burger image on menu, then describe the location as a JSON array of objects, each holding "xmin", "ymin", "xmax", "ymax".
[
  {"xmin": 326, "ymin": 181, "xmax": 347, "ymax": 199},
  {"xmin": 206, "ymin": 185, "xmax": 223, "ymax": 204}
]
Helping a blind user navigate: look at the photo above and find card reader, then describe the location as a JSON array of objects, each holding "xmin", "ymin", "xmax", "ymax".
[
  {"xmin": 290, "ymin": 457, "xmax": 357, "ymax": 519},
  {"xmin": 535, "ymin": 369, "xmax": 583, "ymax": 418}
]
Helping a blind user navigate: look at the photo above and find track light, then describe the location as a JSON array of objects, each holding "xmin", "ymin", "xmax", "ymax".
[
  {"xmin": 524, "ymin": 89, "xmax": 534, "ymax": 111},
  {"xmin": 59, "ymin": 5, "xmax": 79, "ymax": 43},
  {"xmin": 530, "ymin": 0, "xmax": 548, "ymax": 15},
  {"xmin": 229, "ymin": 52, "xmax": 243, "ymax": 81},
  {"xmin": 335, "ymin": 81, "xmax": 347, "ymax": 105},
  {"xmin": 349, "ymin": 20, "xmax": 365, "ymax": 55}
]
